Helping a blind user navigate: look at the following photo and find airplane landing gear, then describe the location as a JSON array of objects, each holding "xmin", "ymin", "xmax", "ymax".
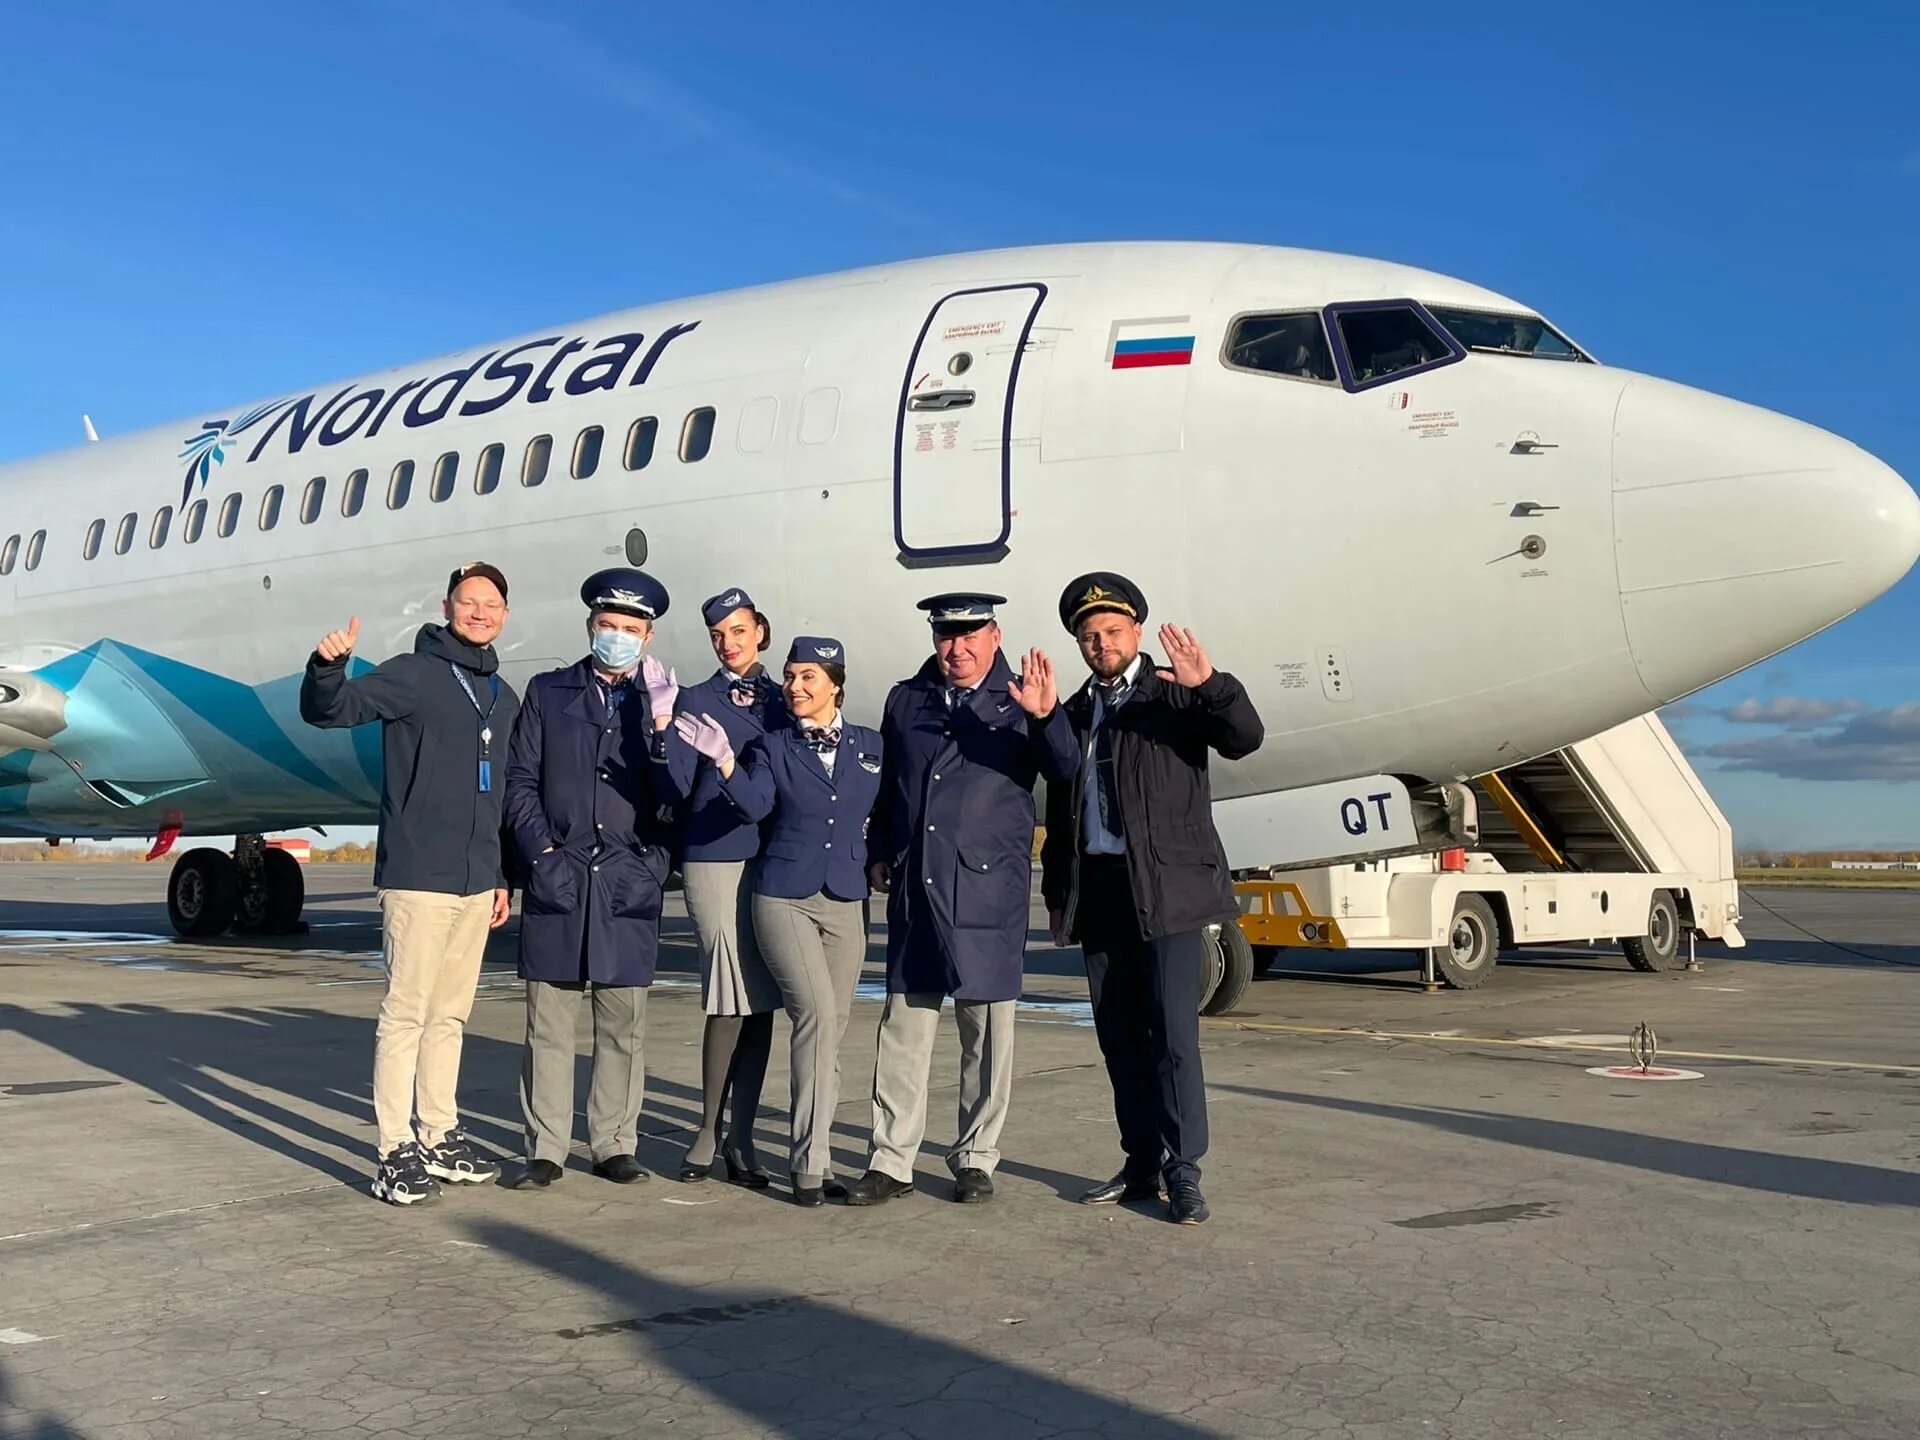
[
  {"xmin": 166, "ymin": 835, "xmax": 307, "ymax": 937},
  {"xmin": 167, "ymin": 848, "xmax": 239, "ymax": 937}
]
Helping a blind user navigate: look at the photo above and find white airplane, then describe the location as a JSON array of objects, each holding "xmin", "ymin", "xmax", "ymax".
[{"xmin": 2, "ymin": 242, "xmax": 1915, "ymax": 936}]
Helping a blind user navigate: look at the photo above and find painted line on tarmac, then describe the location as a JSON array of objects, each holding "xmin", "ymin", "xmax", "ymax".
[{"xmin": 1207, "ymin": 1019, "xmax": 1917, "ymax": 1074}]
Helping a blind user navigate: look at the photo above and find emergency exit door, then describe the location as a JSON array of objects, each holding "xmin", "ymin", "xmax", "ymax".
[{"xmin": 894, "ymin": 283, "xmax": 1047, "ymax": 560}]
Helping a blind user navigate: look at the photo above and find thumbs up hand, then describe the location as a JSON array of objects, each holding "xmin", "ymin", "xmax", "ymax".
[{"xmin": 317, "ymin": 616, "xmax": 361, "ymax": 663}]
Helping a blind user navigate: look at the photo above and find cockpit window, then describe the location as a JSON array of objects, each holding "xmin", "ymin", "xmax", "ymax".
[
  {"xmin": 1223, "ymin": 312, "xmax": 1337, "ymax": 383},
  {"xmin": 1426, "ymin": 306, "xmax": 1587, "ymax": 361},
  {"xmin": 1329, "ymin": 303, "xmax": 1460, "ymax": 389}
]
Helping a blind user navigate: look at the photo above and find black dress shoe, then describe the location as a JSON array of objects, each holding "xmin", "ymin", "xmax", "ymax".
[
  {"xmin": 844, "ymin": 1170, "xmax": 915, "ymax": 1206},
  {"xmin": 509, "ymin": 1159, "xmax": 564, "ymax": 1190},
  {"xmin": 592, "ymin": 1154, "xmax": 650, "ymax": 1184},
  {"xmin": 677, "ymin": 1156, "xmax": 713, "ymax": 1183},
  {"xmin": 721, "ymin": 1143, "xmax": 772, "ymax": 1190},
  {"xmin": 953, "ymin": 1168, "xmax": 994, "ymax": 1204},
  {"xmin": 1079, "ymin": 1172, "xmax": 1166, "ymax": 1206},
  {"xmin": 791, "ymin": 1182, "xmax": 825, "ymax": 1207},
  {"xmin": 1168, "ymin": 1178, "xmax": 1210, "ymax": 1226},
  {"xmin": 822, "ymin": 1177, "xmax": 849, "ymax": 1200}
]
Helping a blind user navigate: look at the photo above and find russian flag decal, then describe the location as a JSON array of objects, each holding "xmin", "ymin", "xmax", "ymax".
[{"xmin": 1108, "ymin": 318, "xmax": 1196, "ymax": 370}]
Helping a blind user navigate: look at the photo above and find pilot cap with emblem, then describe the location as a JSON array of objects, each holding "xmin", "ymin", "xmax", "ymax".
[
  {"xmin": 700, "ymin": 586, "xmax": 758, "ymax": 629},
  {"xmin": 788, "ymin": 636, "xmax": 845, "ymax": 668},
  {"xmin": 580, "ymin": 567, "xmax": 670, "ymax": 620},
  {"xmin": 447, "ymin": 561, "xmax": 509, "ymax": 604},
  {"xmin": 1059, "ymin": 572, "xmax": 1148, "ymax": 633},
  {"xmin": 917, "ymin": 591, "xmax": 1006, "ymax": 636}
]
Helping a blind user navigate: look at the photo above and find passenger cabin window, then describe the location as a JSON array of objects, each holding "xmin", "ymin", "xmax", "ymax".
[
  {"xmin": 680, "ymin": 407, "xmax": 715, "ymax": 463},
  {"xmin": 1426, "ymin": 306, "xmax": 1588, "ymax": 361},
  {"xmin": 259, "ymin": 485, "xmax": 284, "ymax": 530},
  {"xmin": 388, "ymin": 460, "xmax": 414, "ymax": 510},
  {"xmin": 430, "ymin": 452, "xmax": 458, "ymax": 503},
  {"xmin": 24, "ymin": 530, "xmax": 44, "ymax": 570},
  {"xmin": 114, "ymin": 512, "xmax": 137, "ymax": 555},
  {"xmin": 184, "ymin": 499, "xmax": 207, "ymax": 543},
  {"xmin": 522, "ymin": 435, "xmax": 551, "ymax": 488},
  {"xmin": 84, "ymin": 519, "xmax": 105, "ymax": 560},
  {"xmin": 150, "ymin": 506, "xmax": 173, "ymax": 549},
  {"xmin": 1224, "ymin": 312, "xmax": 1337, "ymax": 382},
  {"xmin": 342, "ymin": 468, "xmax": 368, "ymax": 518},
  {"xmin": 217, "ymin": 493, "xmax": 241, "ymax": 538},
  {"xmin": 573, "ymin": 425, "xmax": 603, "ymax": 479},
  {"xmin": 1331, "ymin": 304, "xmax": 1459, "ymax": 389},
  {"xmin": 0, "ymin": 535, "xmax": 16, "ymax": 575},
  {"xmin": 475, "ymin": 443, "xmax": 503, "ymax": 495},
  {"xmin": 624, "ymin": 417, "xmax": 657, "ymax": 470},
  {"xmin": 301, "ymin": 477, "xmax": 326, "ymax": 524}
]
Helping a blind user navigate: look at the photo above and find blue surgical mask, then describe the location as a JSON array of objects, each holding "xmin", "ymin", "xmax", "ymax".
[{"xmin": 591, "ymin": 629, "xmax": 644, "ymax": 672}]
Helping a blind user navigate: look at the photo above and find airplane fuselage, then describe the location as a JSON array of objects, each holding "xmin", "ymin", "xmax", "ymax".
[{"xmin": 1, "ymin": 242, "xmax": 1915, "ymax": 843}]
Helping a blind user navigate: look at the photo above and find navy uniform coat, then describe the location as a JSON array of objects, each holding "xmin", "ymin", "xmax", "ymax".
[
  {"xmin": 869, "ymin": 652, "xmax": 1080, "ymax": 1002},
  {"xmin": 721, "ymin": 723, "xmax": 884, "ymax": 903},
  {"xmin": 504, "ymin": 660, "xmax": 671, "ymax": 986},
  {"xmin": 659, "ymin": 670, "xmax": 787, "ymax": 863}
]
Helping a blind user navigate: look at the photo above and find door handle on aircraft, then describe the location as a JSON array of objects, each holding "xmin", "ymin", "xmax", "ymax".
[
  {"xmin": 908, "ymin": 389, "xmax": 977, "ymax": 412},
  {"xmin": 1511, "ymin": 431, "xmax": 1559, "ymax": 454},
  {"xmin": 1510, "ymin": 501, "xmax": 1561, "ymax": 517}
]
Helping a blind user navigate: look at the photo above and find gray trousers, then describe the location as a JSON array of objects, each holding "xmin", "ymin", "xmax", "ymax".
[
  {"xmin": 520, "ymin": 980, "xmax": 649, "ymax": 1165},
  {"xmin": 868, "ymin": 993, "xmax": 1016, "ymax": 1183},
  {"xmin": 752, "ymin": 891, "xmax": 866, "ymax": 1181}
]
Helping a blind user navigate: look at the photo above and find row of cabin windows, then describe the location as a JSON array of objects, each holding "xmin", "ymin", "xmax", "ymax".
[{"xmin": 72, "ymin": 409, "xmax": 714, "ymax": 562}]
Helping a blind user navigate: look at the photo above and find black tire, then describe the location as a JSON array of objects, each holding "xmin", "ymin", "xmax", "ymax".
[
  {"xmin": 1252, "ymin": 945, "xmax": 1279, "ymax": 978},
  {"xmin": 1430, "ymin": 894, "xmax": 1499, "ymax": 990},
  {"xmin": 168, "ymin": 848, "xmax": 240, "ymax": 937},
  {"xmin": 259, "ymin": 849, "xmax": 306, "ymax": 934},
  {"xmin": 1622, "ymin": 890, "xmax": 1684, "ymax": 972},
  {"xmin": 1200, "ymin": 920, "xmax": 1255, "ymax": 1015}
]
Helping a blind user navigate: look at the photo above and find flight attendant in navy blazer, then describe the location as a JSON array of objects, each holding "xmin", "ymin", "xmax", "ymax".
[
  {"xmin": 657, "ymin": 586, "xmax": 787, "ymax": 1188},
  {"xmin": 674, "ymin": 636, "xmax": 883, "ymax": 1206}
]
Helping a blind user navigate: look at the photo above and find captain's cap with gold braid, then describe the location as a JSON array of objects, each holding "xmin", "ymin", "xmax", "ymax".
[
  {"xmin": 580, "ymin": 567, "xmax": 670, "ymax": 620},
  {"xmin": 1059, "ymin": 571, "xmax": 1147, "ymax": 632},
  {"xmin": 917, "ymin": 592, "xmax": 1005, "ymax": 636}
]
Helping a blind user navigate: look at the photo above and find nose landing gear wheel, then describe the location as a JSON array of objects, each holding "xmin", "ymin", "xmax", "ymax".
[
  {"xmin": 235, "ymin": 847, "xmax": 307, "ymax": 935},
  {"xmin": 167, "ymin": 848, "xmax": 241, "ymax": 937},
  {"xmin": 1200, "ymin": 920, "xmax": 1255, "ymax": 1015}
]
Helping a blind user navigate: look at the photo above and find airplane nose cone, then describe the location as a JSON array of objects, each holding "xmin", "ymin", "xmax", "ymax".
[{"xmin": 1613, "ymin": 376, "xmax": 1920, "ymax": 702}]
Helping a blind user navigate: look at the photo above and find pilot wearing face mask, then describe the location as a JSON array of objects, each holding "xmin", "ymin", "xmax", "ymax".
[{"xmin": 502, "ymin": 567, "xmax": 677, "ymax": 1191}]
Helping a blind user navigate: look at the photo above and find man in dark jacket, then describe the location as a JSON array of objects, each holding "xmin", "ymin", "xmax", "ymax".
[
  {"xmin": 847, "ymin": 593, "xmax": 1078, "ymax": 1207},
  {"xmin": 502, "ymin": 567, "xmax": 676, "ymax": 1190},
  {"xmin": 300, "ymin": 561, "xmax": 520, "ymax": 1207},
  {"xmin": 1040, "ymin": 572, "xmax": 1264, "ymax": 1225}
]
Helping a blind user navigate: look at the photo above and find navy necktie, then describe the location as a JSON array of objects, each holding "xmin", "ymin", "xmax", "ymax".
[{"xmin": 1094, "ymin": 681, "xmax": 1129, "ymax": 838}]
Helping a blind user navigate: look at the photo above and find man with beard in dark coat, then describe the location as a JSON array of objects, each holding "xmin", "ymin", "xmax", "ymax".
[
  {"xmin": 846, "ymin": 594, "xmax": 1078, "ymax": 1206},
  {"xmin": 1041, "ymin": 572, "xmax": 1264, "ymax": 1225}
]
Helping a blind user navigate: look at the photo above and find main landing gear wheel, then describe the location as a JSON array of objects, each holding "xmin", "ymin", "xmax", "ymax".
[
  {"xmin": 1200, "ymin": 920, "xmax": 1255, "ymax": 1016},
  {"xmin": 1430, "ymin": 894, "xmax": 1498, "ymax": 990},
  {"xmin": 1622, "ymin": 889, "xmax": 1684, "ymax": 972},
  {"xmin": 168, "ymin": 848, "xmax": 240, "ymax": 937},
  {"xmin": 235, "ymin": 847, "xmax": 306, "ymax": 935}
]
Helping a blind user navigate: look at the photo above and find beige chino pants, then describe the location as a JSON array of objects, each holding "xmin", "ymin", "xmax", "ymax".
[{"xmin": 374, "ymin": 888, "xmax": 494, "ymax": 1156}]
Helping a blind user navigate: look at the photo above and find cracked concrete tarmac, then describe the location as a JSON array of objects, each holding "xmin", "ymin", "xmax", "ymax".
[{"xmin": 2, "ymin": 868, "xmax": 1918, "ymax": 1438}]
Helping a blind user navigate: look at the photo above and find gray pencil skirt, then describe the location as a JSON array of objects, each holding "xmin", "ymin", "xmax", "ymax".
[{"xmin": 682, "ymin": 859, "xmax": 782, "ymax": 1017}]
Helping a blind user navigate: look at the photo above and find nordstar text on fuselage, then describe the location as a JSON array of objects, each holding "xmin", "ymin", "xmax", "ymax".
[{"xmin": 238, "ymin": 321, "xmax": 702, "ymax": 468}]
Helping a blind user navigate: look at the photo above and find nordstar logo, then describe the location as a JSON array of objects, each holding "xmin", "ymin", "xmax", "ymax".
[{"xmin": 173, "ymin": 320, "xmax": 700, "ymax": 500}]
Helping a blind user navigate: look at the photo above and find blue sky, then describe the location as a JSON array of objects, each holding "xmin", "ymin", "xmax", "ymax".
[{"xmin": 2, "ymin": 2, "xmax": 1916, "ymax": 848}]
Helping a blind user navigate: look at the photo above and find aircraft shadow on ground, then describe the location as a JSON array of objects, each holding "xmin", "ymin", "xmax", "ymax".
[
  {"xmin": 0, "ymin": 992, "xmax": 1100, "ymax": 1201},
  {"xmin": 464, "ymin": 1218, "xmax": 1222, "ymax": 1439},
  {"xmin": 1222, "ymin": 1085, "xmax": 1920, "ymax": 1208},
  {"xmin": 0, "ymin": 1362, "xmax": 87, "ymax": 1439}
]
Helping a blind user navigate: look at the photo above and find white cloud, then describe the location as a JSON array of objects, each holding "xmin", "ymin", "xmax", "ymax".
[
  {"xmin": 1706, "ymin": 701, "xmax": 1920, "ymax": 782},
  {"xmin": 1721, "ymin": 695, "xmax": 1868, "ymax": 727}
]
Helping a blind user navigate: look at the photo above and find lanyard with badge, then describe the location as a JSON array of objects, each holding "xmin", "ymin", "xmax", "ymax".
[{"xmin": 450, "ymin": 664, "xmax": 500, "ymax": 792}]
